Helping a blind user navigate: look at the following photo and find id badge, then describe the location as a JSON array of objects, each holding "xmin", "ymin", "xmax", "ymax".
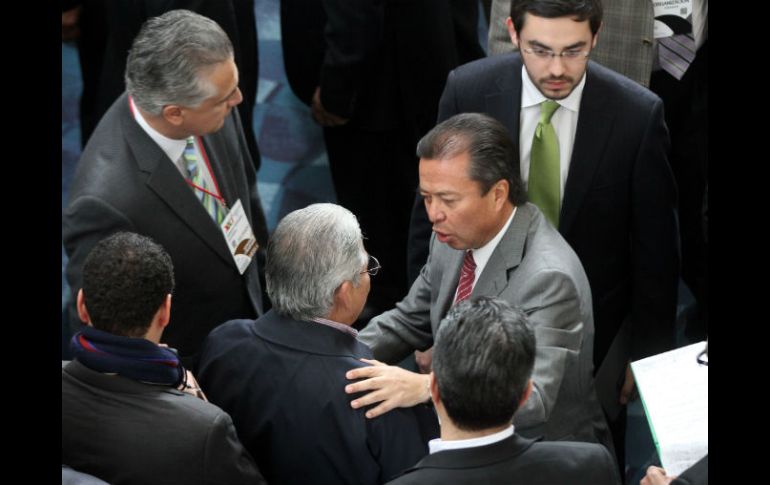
[{"xmin": 220, "ymin": 199, "xmax": 258, "ymax": 274}]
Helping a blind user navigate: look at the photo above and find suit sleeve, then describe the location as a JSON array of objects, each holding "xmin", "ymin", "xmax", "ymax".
[
  {"xmin": 512, "ymin": 267, "xmax": 585, "ymax": 432},
  {"xmin": 203, "ymin": 412, "xmax": 266, "ymax": 485},
  {"xmin": 487, "ymin": 0, "xmax": 516, "ymax": 55},
  {"xmin": 359, "ymin": 237, "xmax": 438, "ymax": 363},
  {"xmin": 62, "ymin": 195, "xmax": 135, "ymax": 327},
  {"xmin": 630, "ymin": 98, "xmax": 679, "ymax": 360},
  {"xmin": 319, "ymin": 0, "xmax": 382, "ymax": 118}
]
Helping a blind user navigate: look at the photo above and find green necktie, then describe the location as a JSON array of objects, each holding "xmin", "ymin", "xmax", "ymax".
[{"xmin": 528, "ymin": 100, "xmax": 561, "ymax": 227}]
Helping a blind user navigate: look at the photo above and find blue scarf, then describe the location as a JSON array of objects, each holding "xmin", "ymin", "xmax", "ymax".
[{"xmin": 70, "ymin": 326, "xmax": 185, "ymax": 387}]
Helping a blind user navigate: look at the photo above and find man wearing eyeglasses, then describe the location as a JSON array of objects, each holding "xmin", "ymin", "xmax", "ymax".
[
  {"xmin": 404, "ymin": 0, "xmax": 679, "ymax": 473},
  {"xmin": 196, "ymin": 203, "xmax": 427, "ymax": 485}
]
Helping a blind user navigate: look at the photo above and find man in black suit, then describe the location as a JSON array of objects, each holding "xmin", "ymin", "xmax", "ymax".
[
  {"xmin": 197, "ymin": 203, "xmax": 427, "ymax": 485},
  {"xmin": 406, "ymin": 0, "xmax": 679, "ymax": 463},
  {"xmin": 62, "ymin": 232, "xmax": 264, "ymax": 485},
  {"xmin": 387, "ymin": 296, "xmax": 620, "ymax": 485},
  {"xmin": 281, "ymin": 0, "xmax": 485, "ymax": 317},
  {"xmin": 63, "ymin": 10, "xmax": 268, "ymax": 370}
]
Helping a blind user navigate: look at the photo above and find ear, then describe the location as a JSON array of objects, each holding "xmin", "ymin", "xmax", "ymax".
[
  {"xmin": 506, "ymin": 17, "xmax": 519, "ymax": 48},
  {"xmin": 519, "ymin": 380, "xmax": 533, "ymax": 407},
  {"xmin": 429, "ymin": 372, "xmax": 441, "ymax": 406},
  {"xmin": 157, "ymin": 294, "xmax": 172, "ymax": 330},
  {"xmin": 327, "ymin": 280, "xmax": 353, "ymax": 324},
  {"xmin": 76, "ymin": 289, "xmax": 92, "ymax": 326},
  {"xmin": 161, "ymin": 104, "xmax": 184, "ymax": 127},
  {"xmin": 591, "ymin": 21, "xmax": 602, "ymax": 49},
  {"xmin": 493, "ymin": 179, "xmax": 510, "ymax": 208}
]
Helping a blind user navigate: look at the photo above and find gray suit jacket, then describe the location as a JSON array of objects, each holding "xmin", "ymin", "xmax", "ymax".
[
  {"xmin": 62, "ymin": 360, "xmax": 265, "ymax": 485},
  {"xmin": 487, "ymin": 0, "xmax": 655, "ymax": 86},
  {"xmin": 360, "ymin": 203, "xmax": 609, "ymax": 446},
  {"xmin": 63, "ymin": 93, "xmax": 267, "ymax": 361}
]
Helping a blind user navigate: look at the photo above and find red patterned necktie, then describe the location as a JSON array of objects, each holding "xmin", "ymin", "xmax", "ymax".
[{"xmin": 454, "ymin": 250, "xmax": 477, "ymax": 303}]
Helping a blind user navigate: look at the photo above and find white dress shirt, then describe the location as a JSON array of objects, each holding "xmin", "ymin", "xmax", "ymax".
[
  {"xmin": 453, "ymin": 207, "xmax": 516, "ymax": 301},
  {"xmin": 519, "ymin": 67, "xmax": 586, "ymax": 206},
  {"xmin": 428, "ymin": 425, "xmax": 514, "ymax": 454}
]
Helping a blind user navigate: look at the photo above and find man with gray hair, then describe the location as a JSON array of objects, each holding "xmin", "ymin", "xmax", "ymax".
[
  {"xmin": 63, "ymin": 9, "xmax": 268, "ymax": 370},
  {"xmin": 197, "ymin": 203, "xmax": 427, "ymax": 485},
  {"xmin": 387, "ymin": 297, "xmax": 620, "ymax": 485}
]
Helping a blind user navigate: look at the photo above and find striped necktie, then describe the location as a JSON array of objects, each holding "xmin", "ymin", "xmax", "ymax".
[
  {"xmin": 183, "ymin": 137, "xmax": 224, "ymax": 224},
  {"xmin": 454, "ymin": 250, "xmax": 477, "ymax": 304},
  {"xmin": 528, "ymin": 100, "xmax": 561, "ymax": 227},
  {"xmin": 658, "ymin": 33, "xmax": 696, "ymax": 80}
]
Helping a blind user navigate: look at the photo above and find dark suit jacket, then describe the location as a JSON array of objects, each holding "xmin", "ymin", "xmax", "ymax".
[
  {"xmin": 281, "ymin": 0, "xmax": 484, "ymax": 133},
  {"xmin": 62, "ymin": 360, "xmax": 264, "ymax": 485},
  {"xmin": 197, "ymin": 310, "xmax": 428, "ymax": 485},
  {"xmin": 386, "ymin": 434, "xmax": 620, "ymax": 485},
  {"xmin": 408, "ymin": 53, "xmax": 679, "ymax": 383},
  {"xmin": 63, "ymin": 93, "xmax": 267, "ymax": 362}
]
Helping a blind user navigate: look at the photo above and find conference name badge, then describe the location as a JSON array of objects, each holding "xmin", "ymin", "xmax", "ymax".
[{"xmin": 220, "ymin": 199, "xmax": 258, "ymax": 274}]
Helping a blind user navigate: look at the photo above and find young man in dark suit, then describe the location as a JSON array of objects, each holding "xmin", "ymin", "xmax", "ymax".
[
  {"xmin": 387, "ymin": 297, "xmax": 620, "ymax": 485},
  {"xmin": 63, "ymin": 10, "xmax": 268, "ymax": 370},
  {"xmin": 62, "ymin": 232, "xmax": 264, "ymax": 485}
]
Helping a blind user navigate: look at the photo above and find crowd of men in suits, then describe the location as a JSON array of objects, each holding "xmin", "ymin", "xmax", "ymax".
[{"xmin": 62, "ymin": 0, "xmax": 706, "ymax": 483}]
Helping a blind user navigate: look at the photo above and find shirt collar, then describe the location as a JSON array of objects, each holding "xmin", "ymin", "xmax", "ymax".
[
  {"xmin": 471, "ymin": 206, "xmax": 516, "ymax": 271},
  {"xmin": 311, "ymin": 317, "xmax": 359, "ymax": 338},
  {"xmin": 520, "ymin": 65, "xmax": 586, "ymax": 113},
  {"xmin": 428, "ymin": 425, "xmax": 514, "ymax": 454},
  {"xmin": 130, "ymin": 96, "xmax": 188, "ymax": 165}
]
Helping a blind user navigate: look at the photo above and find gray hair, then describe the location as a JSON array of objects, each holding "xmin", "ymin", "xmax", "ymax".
[
  {"xmin": 433, "ymin": 297, "xmax": 536, "ymax": 431},
  {"xmin": 266, "ymin": 203, "xmax": 367, "ymax": 321},
  {"xmin": 125, "ymin": 9, "xmax": 234, "ymax": 115},
  {"xmin": 416, "ymin": 113, "xmax": 526, "ymax": 205}
]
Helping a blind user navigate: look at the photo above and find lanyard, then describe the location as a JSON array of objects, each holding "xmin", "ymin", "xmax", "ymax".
[{"xmin": 185, "ymin": 137, "xmax": 227, "ymax": 208}]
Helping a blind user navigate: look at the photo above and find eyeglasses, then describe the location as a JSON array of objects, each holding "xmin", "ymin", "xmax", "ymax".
[
  {"xmin": 521, "ymin": 47, "xmax": 590, "ymax": 62},
  {"xmin": 361, "ymin": 255, "xmax": 381, "ymax": 276}
]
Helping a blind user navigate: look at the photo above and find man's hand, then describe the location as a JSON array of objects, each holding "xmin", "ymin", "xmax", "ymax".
[
  {"xmin": 619, "ymin": 363, "xmax": 637, "ymax": 405},
  {"xmin": 640, "ymin": 466, "xmax": 675, "ymax": 485},
  {"xmin": 345, "ymin": 358, "xmax": 430, "ymax": 419},
  {"xmin": 62, "ymin": 6, "xmax": 82, "ymax": 41},
  {"xmin": 311, "ymin": 87, "xmax": 349, "ymax": 127}
]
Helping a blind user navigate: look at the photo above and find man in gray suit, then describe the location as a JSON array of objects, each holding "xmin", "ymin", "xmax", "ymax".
[
  {"xmin": 62, "ymin": 232, "xmax": 264, "ymax": 485},
  {"xmin": 387, "ymin": 297, "xmax": 620, "ymax": 485},
  {"xmin": 63, "ymin": 10, "xmax": 268, "ymax": 370},
  {"xmin": 346, "ymin": 113, "xmax": 611, "ymax": 449}
]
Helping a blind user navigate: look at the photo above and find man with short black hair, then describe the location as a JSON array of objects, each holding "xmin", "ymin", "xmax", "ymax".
[
  {"xmin": 387, "ymin": 297, "xmax": 620, "ymax": 485},
  {"xmin": 349, "ymin": 113, "xmax": 611, "ymax": 449},
  {"xmin": 62, "ymin": 232, "xmax": 264, "ymax": 485}
]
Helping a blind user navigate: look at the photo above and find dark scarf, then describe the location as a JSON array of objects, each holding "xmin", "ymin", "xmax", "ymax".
[{"xmin": 70, "ymin": 326, "xmax": 185, "ymax": 387}]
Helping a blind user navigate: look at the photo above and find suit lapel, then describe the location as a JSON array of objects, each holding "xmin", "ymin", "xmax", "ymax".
[
  {"xmin": 560, "ymin": 62, "xmax": 615, "ymax": 236},
  {"xmin": 472, "ymin": 204, "xmax": 531, "ymax": 298},
  {"xmin": 121, "ymin": 101, "xmax": 235, "ymax": 267},
  {"xmin": 485, "ymin": 55, "xmax": 523, "ymax": 147}
]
